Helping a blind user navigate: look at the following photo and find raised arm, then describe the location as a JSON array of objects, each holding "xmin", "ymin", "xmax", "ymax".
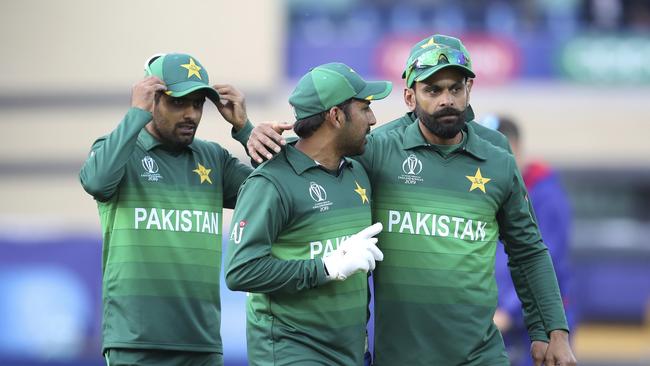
[
  {"xmin": 79, "ymin": 77, "xmax": 165, "ymax": 201},
  {"xmin": 246, "ymin": 122, "xmax": 293, "ymax": 164},
  {"xmin": 220, "ymin": 147, "xmax": 254, "ymax": 209}
]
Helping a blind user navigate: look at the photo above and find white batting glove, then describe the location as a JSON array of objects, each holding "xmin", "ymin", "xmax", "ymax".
[{"xmin": 323, "ymin": 223, "xmax": 384, "ymax": 281}]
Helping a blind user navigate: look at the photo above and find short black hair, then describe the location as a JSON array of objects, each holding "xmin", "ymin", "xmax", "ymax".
[
  {"xmin": 495, "ymin": 115, "xmax": 520, "ymax": 141},
  {"xmin": 293, "ymin": 99, "xmax": 354, "ymax": 138}
]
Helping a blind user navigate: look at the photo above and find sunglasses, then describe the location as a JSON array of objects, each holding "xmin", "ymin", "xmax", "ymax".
[{"xmin": 405, "ymin": 47, "xmax": 470, "ymax": 83}]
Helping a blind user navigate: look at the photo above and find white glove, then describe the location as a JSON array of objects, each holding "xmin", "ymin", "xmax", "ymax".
[{"xmin": 323, "ymin": 222, "xmax": 384, "ymax": 281}]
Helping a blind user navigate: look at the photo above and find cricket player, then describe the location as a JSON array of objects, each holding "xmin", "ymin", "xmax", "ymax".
[
  {"xmin": 371, "ymin": 35, "xmax": 561, "ymax": 365},
  {"xmin": 246, "ymin": 36, "xmax": 576, "ymax": 366},
  {"xmin": 357, "ymin": 35, "xmax": 575, "ymax": 366},
  {"xmin": 225, "ymin": 63, "xmax": 391, "ymax": 365},
  {"xmin": 80, "ymin": 53, "xmax": 254, "ymax": 366}
]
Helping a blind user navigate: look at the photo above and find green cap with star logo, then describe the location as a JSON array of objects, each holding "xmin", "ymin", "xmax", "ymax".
[
  {"xmin": 402, "ymin": 34, "xmax": 475, "ymax": 88},
  {"xmin": 289, "ymin": 62, "xmax": 392, "ymax": 120},
  {"xmin": 145, "ymin": 53, "xmax": 220, "ymax": 103}
]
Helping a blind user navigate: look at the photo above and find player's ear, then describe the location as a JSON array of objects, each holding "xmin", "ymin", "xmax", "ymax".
[
  {"xmin": 465, "ymin": 78, "xmax": 473, "ymax": 105},
  {"xmin": 404, "ymin": 88, "xmax": 416, "ymax": 112},
  {"xmin": 324, "ymin": 107, "xmax": 342, "ymax": 129}
]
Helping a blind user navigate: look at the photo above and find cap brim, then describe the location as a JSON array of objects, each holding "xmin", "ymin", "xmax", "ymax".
[
  {"xmin": 413, "ymin": 64, "xmax": 476, "ymax": 85},
  {"xmin": 165, "ymin": 82, "xmax": 220, "ymax": 105},
  {"xmin": 356, "ymin": 80, "xmax": 393, "ymax": 101}
]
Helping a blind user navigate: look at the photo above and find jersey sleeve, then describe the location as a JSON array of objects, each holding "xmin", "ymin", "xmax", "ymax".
[
  {"xmin": 231, "ymin": 119, "xmax": 254, "ymax": 150},
  {"xmin": 497, "ymin": 157, "xmax": 569, "ymax": 335},
  {"xmin": 508, "ymin": 166, "xmax": 550, "ymax": 340},
  {"xmin": 225, "ymin": 175, "xmax": 328, "ymax": 294},
  {"xmin": 220, "ymin": 147, "xmax": 253, "ymax": 209},
  {"xmin": 79, "ymin": 107, "xmax": 151, "ymax": 202}
]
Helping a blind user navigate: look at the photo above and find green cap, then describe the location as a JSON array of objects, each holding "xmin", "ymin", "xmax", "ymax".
[
  {"xmin": 289, "ymin": 62, "xmax": 392, "ymax": 120},
  {"xmin": 145, "ymin": 53, "xmax": 220, "ymax": 103},
  {"xmin": 402, "ymin": 34, "xmax": 475, "ymax": 88}
]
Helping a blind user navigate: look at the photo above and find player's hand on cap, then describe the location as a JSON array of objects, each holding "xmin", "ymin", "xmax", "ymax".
[
  {"xmin": 323, "ymin": 223, "xmax": 384, "ymax": 281},
  {"xmin": 213, "ymin": 84, "xmax": 248, "ymax": 131},
  {"xmin": 131, "ymin": 76, "xmax": 166, "ymax": 113},
  {"xmin": 247, "ymin": 122, "xmax": 293, "ymax": 163}
]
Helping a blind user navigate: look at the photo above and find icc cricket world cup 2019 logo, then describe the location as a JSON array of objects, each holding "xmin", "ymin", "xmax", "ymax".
[
  {"xmin": 309, "ymin": 182, "xmax": 327, "ymax": 202},
  {"xmin": 398, "ymin": 154, "xmax": 424, "ymax": 184},
  {"xmin": 309, "ymin": 181, "xmax": 332, "ymax": 211},
  {"xmin": 402, "ymin": 154, "xmax": 423, "ymax": 175},
  {"xmin": 141, "ymin": 155, "xmax": 163, "ymax": 181},
  {"xmin": 142, "ymin": 156, "xmax": 159, "ymax": 174}
]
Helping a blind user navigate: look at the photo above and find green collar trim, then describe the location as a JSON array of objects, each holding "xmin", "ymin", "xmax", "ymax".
[{"xmin": 285, "ymin": 142, "xmax": 353, "ymax": 175}]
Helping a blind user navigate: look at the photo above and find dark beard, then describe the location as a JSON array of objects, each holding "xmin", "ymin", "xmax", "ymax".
[
  {"xmin": 152, "ymin": 121, "xmax": 195, "ymax": 151},
  {"xmin": 416, "ymin": 104, "xmax": 466, "ymax": 139}
]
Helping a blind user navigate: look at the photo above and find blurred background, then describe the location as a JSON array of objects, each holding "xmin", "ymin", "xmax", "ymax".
[{"xmin": 1, "ymin": 0, "xmax": 649, "ymax": 365}]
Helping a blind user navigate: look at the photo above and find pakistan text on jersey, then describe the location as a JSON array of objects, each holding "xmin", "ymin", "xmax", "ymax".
[
  {"xmin": 310, "ymin": 235, "xmax": 352, "ymax": 259},
  {"xmin": 387, "ymin": 210, "xmax": 489, "ymax": 241},
  {"xmin": 134, "ymin": 208, "xmax": 220, "ymax": 234}
]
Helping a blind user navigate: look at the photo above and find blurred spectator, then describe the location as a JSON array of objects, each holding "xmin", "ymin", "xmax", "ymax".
[
  {"xmin": 483, "ymin": 115, "xmax": 575, "ymax": 366},
  {"xmin": 537, "ymin": 0, "xmax": 580, "ymax": 37},
  {"xmin": 587, "ymin": 0, "xmax": 623, "ymax": 30},
  {"xmin": 626, "ymin": 0, "xmax": 650, "ymax": 31},
  {"xmin": 485, "ymin": 1, "xmax": 519, "ymax": 35}
]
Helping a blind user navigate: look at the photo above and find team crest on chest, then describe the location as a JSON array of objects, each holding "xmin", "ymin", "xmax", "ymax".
[
  {"xmin": 354, "ymin": 181, "xmax": 369, "ymax": 204},
  {"xmin": 141, "ymin": 155, "xmax": 163, "ymax": 182},
  {"xmin": 466, "ymin": 168, "xmax": 491, "ymax": 193},
  {"xmin": 309, "ymin": 181, "xmax": 333, "ymax": 212},
  {"xmin": 398, "ymin": 154, "xmax": 424, "ymax": 185},
  {"xmin": 193, "ymin": 163, "xmax": 213, "ymax": 184}
]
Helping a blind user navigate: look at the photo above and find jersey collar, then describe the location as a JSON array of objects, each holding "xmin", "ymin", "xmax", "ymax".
[
  {"xmin": 285, "ymin": 142, "xmax": 352, "ymax": 175},
  {"xmin": 402, "ymin": 119, "xmax": 487, "ymax": 161}
]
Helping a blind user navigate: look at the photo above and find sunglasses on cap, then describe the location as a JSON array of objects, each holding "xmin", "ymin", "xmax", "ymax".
[
  {"xmin": 405, "ymin": 47, "xmax": 470, "ymax": 83},
  {"xmin": 144, "ymin": 53, "xmax": 165, "ymax": 76}
]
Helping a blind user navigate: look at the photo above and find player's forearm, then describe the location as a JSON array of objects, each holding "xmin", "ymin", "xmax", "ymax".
[
  {"xmin": 513, "ymin": 247, "xmax": 569, "ymax": 334},
  {"xmin": 231, "ymin": 119, "xmax": 253, "ymax": 148},
  {"xmin": 79, "ymin": 107, "xmax": 151, "ymax": 201},
  {"xmin": 225, "ymin": 255, "xmax": 327, "ymax": 294},
  {"xmin": 507, "ymin": 260, "xmax": 549, "ymax": 342},
  {"xmin": 222, "ymin": 155, "xmax": 254, "ymax": 209}
]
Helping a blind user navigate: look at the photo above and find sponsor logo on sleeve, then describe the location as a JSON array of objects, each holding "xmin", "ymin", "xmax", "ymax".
[{"xmin": 230, "ymin": 220, "xmax": 247, "ymax": 244}]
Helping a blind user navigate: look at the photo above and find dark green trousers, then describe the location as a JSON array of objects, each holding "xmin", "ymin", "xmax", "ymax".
[{"xmin": 104, "ymin": 348, "xmax": 223, "ymax": 366}]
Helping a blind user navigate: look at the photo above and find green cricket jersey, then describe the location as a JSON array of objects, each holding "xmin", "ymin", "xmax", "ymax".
[
  {"xmin": 79, "ymin": 107, "xmax": 253, "ymax": 357},
  {"xmin": 225, "ymin": 143, "xmax": 373, "ymax": 366},
  {"xmin": 357, "ymin": 121, "xmax": 567, "ymax": 365},
  {"xmin": 372, "ymin": 110, "xmax": 550, "ymax": 344}
]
